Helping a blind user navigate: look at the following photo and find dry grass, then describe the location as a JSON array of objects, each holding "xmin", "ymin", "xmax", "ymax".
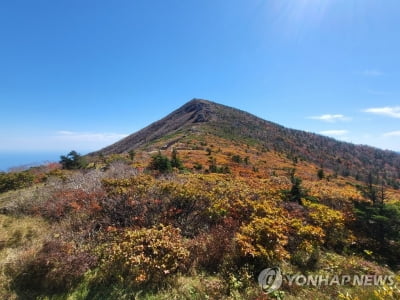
[{"xmin": 0, "ymin": 214, "xmax": 51, "ymax": 299}]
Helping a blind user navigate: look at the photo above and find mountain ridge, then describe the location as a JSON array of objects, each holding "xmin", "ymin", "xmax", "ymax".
[{"xmin": 92, "ymin": 99, "xmax": 400, "ymax": 186}]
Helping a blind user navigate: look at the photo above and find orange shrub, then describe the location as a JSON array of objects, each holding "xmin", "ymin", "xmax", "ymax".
[
  {"xmin": 98, "ymin": 225, "xmax": 189, "ymax": 288},
  {"xmin": 235, "ymin": 201, "xmax": 290, "ymax": 265},
  {"xmin": 40, "ymin": 189, "xmax": 104, "ymax": 221}
]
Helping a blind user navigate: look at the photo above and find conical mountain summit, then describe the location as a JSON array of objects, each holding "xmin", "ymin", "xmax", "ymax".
[{"xmin": 93, "ymin": 99, "xmax": 400, "ymax": 186}]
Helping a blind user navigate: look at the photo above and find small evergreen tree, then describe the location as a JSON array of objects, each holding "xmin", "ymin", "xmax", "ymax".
[
  {"xmin": 354, "ymin": 201, "xmax": 400, "ymax": 259},
  {"xmin": 231, "ymin": 155, "xmax": 243, "ymax": 163},
  {"xmin": 60, "ymin": 151, "xmax": 86, "ymax": 170},
  {"xmin": 283, "ymin": 169, "xmax": 307, "ymax": 205},
  {"xmin": 193, "ymin": 162, "xmax": 203, "ymax": 171},
  {"xmin": 170, "ymin": 149, "xmax": 183, "ymax": 169},
  {"xmin": 289, "ymin": 176, "xmax": 304, "ymax": 205},
  {"xmin": 317, "ymin": 169, "xmax": 325, "ymax": 180},
  {"xmin": 149, "ymin": 152, "xmax": 172, "ymax": 173},
  {"xmin": 361, "ymin": 173, "xmax": 380, "ymax": 205},
  {"xmin": 128, "ymin": 150, "xmax": 136, "ymax": 161},
  {"xmin": 208, "ymin": 158, "xmax": 218, "ymax": 173}
]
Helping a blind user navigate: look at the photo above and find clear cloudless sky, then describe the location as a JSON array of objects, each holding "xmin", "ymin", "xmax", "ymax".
[{"xmin": 1, "ymin": 0, "xmax": 400, "ymax": 169}]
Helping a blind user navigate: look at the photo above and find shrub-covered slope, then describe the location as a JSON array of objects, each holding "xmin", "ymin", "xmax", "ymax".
[
  {"xmin": 94, "ymin": 99, "xmax": 400, "ymax": 188},
  {"xmin": 0, "ymin": 100, "xmax": 399, "ymax": 299}
]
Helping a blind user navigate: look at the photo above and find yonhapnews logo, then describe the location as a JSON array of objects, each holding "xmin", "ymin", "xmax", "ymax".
[
  {"xmin": 258, "ymin": 267, "xmax": 395, "ymax": 294},
  {"xmin": 258, "ymin": 267, "xmax": 283, "ymax": 294}
]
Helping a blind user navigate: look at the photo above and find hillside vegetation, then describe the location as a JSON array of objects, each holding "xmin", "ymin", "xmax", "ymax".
[
  {"xmin": 95, "ymin": 99, "xmax": 400, "ymax": 188},
  {"xmin": 0, "ymin": 100, "xmax": 399, "ymax": 299}
]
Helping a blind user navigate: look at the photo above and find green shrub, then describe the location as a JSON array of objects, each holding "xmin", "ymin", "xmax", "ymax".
[
  {"xmin": 231, "ymin": 155, "xmax": 243, "ymax": 163},
  {"xmin": 354, "ymin": 201, "xmax": 400, "ymax": 266},
  {"xmin": 193, "ymin": 162, "xmax": 203, "ymax": 170},
  {"xmin": 317, "ymin": 169, "xmax": 325, "ymax": 180},
  {"xmin": 149, "ymin": 152, "xmax": 172, "ymax": 173},
  {"xmin": 0, "ymin": 171, "xmax": 34, "ymax": 193}
]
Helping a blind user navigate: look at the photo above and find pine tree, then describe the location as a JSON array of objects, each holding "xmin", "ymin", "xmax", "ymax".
[
  {"xmin": 171, "ymin": 149, "xmax": 183, "ymax": 169},
  {"xmin": 149, "ymin": 152, "xmax": 172, "ymax": 173},
  {"xmin": 60, "ymin": 151, "xmax": 86, "ymax": 170}
]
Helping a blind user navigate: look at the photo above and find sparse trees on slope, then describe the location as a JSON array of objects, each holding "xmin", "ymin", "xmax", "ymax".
[{"xmin": 148, "ymin": 150, "xmax": 185, "ymax": 173}]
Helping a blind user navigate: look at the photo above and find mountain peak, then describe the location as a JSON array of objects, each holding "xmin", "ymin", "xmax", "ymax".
[
  {"xmin": 93, "ymin": 99, "xmax": 217, "ymax": 154},
  {"xmin": 92, "ymin": 99, "xmax": 400, "ymax": 186},
  {"xmin": 185, "ymin": 98, "xmax": 212, "ymax": 105},
  {"xmin": 179, "ymin": 99, "xmax": 215, "ymax": 123}
]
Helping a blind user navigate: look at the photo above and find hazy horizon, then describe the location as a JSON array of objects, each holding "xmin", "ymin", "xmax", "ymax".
[{"xmin": 0, "ymin": 151, "xmax": 77, "ymax": 172}]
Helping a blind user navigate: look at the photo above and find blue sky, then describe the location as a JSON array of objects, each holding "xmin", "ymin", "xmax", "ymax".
[{"xmin": 1, "ymin": 0, "xmax": 399, "ymax": 155}]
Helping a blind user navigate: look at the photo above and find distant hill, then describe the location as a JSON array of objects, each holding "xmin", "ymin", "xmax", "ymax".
[{"xmin": 93, "ymin": 99, "xmax": 400, "ymax": 187}]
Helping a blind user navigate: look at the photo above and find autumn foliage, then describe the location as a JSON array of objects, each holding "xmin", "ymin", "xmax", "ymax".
[
  {"xmin": 98, "ymin": 225, "xmax": 189, "ymax": 287},
  {"xmin": 0, "ymin": 135, "xmax": 399, "ymax": 299}
]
